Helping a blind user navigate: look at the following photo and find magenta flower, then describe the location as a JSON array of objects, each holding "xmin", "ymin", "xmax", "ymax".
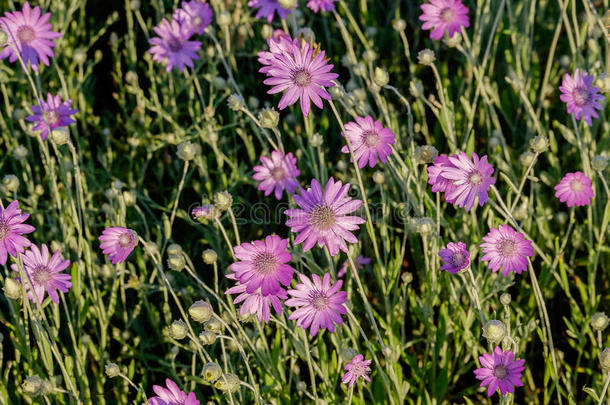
[
  {"xmin": 258, "ymin": 34, "xmax": 296, "ymax": 75},
  {"xmin": 480, "ymin": 225, "xmax": 533, "ymax": 277},
  {"xmin": 286, "ymin": 272, "xmax": 347, "ymax": 337},
  {"xmin": 342, "ymin": 354, "xmax": 372, "ymax": 387},
  {"xmin": 559, "ymin": 69, "xmax": 604, "ymax": 127},
  {"xmin": 148, "ymin": 18, "xmax": 201, "ymax": 72},
  {"xmin": 99, "ymin": 227, "xmax": 137, "ymax": 264},
  {"xmin": 554, "ymin": 171, "xmax": 594, "ymax": 207},
  {"xmin": 473, "ymin": 347, "xmax": 525, "ymax": 397},
  {"xmin": 225, "ymin": 273, "xmax": 287, "ymax": 323},
  {"xmin": 427, "ymin": 151, "xmax": 495, "ymax": 211},
  {"xmin": 229, "ymin": 235, "xmax": 294, "ymax": 296},
  {"xmin": 148, "ymin": 378, "xmax": 200, "ymax": 405},
  {"xmin": 337, "ymin": 255, "xmax": 371, "ymax": 278},
  {"xmin": 174, "ymin": 0, "xmax": 213, "ymax": 36},
  {"xmin": 306, "ymin": 0, "xmax": 339, "ymax": 13},
  {"xmin": 438, "ymin": 241, "xmax": 469, "ymax": 274},
  {"xmin": 285, "ymin": 177, "xmax": 365, "ymax": 256},
  {"xmin": 25, "ymin": 93, "xmax": 78, "ymax": 140},
  {"xmin": 0, "ymin": 2, "xmax": 61, "ymax": 72},
  {"xmin": 248, "ymin": 0, "xmax": 292, "ymax": 22},
  {"xmin": 252, "ymin": 150, "xmax": 300, "ymax": 200},
  {"xmin": 11, "ymin": 244, "xmax": 71, "ymax": 304},
  {"xmin": 341, "ymin": 116, "xmax": 395, "ymax": 168},
  {"xmin": 259, "ymin": 36, "xmax": 339, "ymax": 117},
  {"xmin": 0, "ymin": 200, "xmax": 35, "ymax": 266},
  {"xmin": 419, "ymin": 0, "xmax": 470, "ymax": 40}
]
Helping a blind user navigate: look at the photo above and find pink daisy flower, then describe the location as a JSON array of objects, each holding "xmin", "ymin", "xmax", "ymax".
[
  {"xmin": 26, "ymin": 93, "xmax": 78, "ymax": 140},
  {"xmin": 248, "ymin": 0, "xmax": 292, "ymax": 23},
  {"xmin": 148, "ymin": 18, "xmax": 201, "ymax": 72},
  {"xmin": 259, "ymin": 36, "xmax": 339, "ymax": 117},
  {"xmin": 554, "ymin": 171, "xmax": 594, "ymax": 207},
  {"xmin": 258, "ymin": 34, "xmax": 296, "ymax": 75},
  {"xmin": 11, "ymin": 244, "xmax": 71, "ymax": 304},
  {"xmin": 337, "ymin": 255, "xmax": 371, "ymax": 278},
  {"xmin": 252, "ymin": 150, "xmax": 300, "ymax": 200},
  {"xmin": 285, "ymin": 177, "xmax": 365, "ymax": 257},
  {"xmin": 0, "ymin": 200, "xmax": 35, "ymax": 266},
  {"xmin": 173, "ymin": 0, "xmax": 213, "ymax": 36},
  {"xmin": 99, "ymin": 227, "xmax": 137, "ymax": 264},
  {"xmin": 559, "ymin": 69, "xmax": 604, "ymax": 127},
  {"xmin": 285, "ymin": 272, "xmax": 347, "ymax": 337},
  {"xmin": 419, "ymin": 0, "xmax": 470, "ymax": 40},
  {"xmin": 342, "ymin": 354, "xmax": 372, "ymax": 387},
  {"xmin": 427, "ymin": 154, "xmax": 457, "ymax": 194},
  {"xmin": 225, "ymin": 273, "xmax": 287, "ymax": 323},
  {"xmin": 473, "ymin": 347, "xmax": 525, "ymax": 397},
  {"xmin": 340, "ymin": 116, "xmax": 395, "ymax": 168},
  {"xmin": 306, "ymin": 0, "xmax": 339, "ymax": 13},
  {"xmin": 0, "ymin": 2, "xmax": 61, "ymax": 72},
  {"xmin": 148, "ymin": 378, "xmax": 200, "ymax": 405},
  {"xmin": 228, "ymin": 235, "xmax": 294, "ymax": 296},
  {"xmin": 438, "ymin": 241, "xmax": 469, "ymax": 274},
  {"xmin": 480, "ymin": 225, "xmax": 533, "ymax": 277}
]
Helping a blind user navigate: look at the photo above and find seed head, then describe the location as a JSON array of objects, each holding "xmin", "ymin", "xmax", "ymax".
[
  {"xmin": 105, "ymin": 363, "xmax": 121, "ymax": 378},
  {"xmin": 203, "ymin": 362, "xmax": 222, "ymax": 382},
  {"xmin": 417, "ymin": 49, "xmax": 436, "ymax": 66},
  {"xmin": 482, "ymin": 320, "xmax": 507, "ymax": 344},
  {"xmin": 189, "ymin": 300, "xmax": 214, "ymax": 323},
  {"xmin": 529, "ymin": 135, "xmax": 549, "ymax": 153},
  {"xmin": 177, "ymin": 141, "xmax": 198, "ymax": 161},
  {"xmin": 591, "ymin": 312, "xmax": 609, "ymax": 331},
  {"xmin": 169, "ymin": 320, "xmax": 188, "ymax": 340},
  {"xmin": 167, "ymin": 254, "xmax": 186, "ymax": 272},
  {"xmin": 214, "ymin": 191, "xmax": 233, "ymax": 211}
]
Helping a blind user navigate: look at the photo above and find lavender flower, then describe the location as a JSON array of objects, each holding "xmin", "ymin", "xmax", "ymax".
[
  {"xmin": 480, "ymin": 225, "xmax": 533, "ymax": 277},
  {"xmin": 554, "ymin": 171, "xmax": 594, "ymax": 207},
  {"xmin": 341, "ymin": 116, "xmax": 395, "ymax": 168},
  {"xmin": 148, "ymin": 18, "xmax": 201, "ymax": 72},
  {"xmin": 174, "ymin": 1, "xmax": 213, "ymax": 36},
  {"xmin": 0, "ymin": 200, "xmax": 35, "ymax": 266},
  {"xmin": 559, "ymin": 69, "xmax": 604, "ymax": 127},
  {"xmin": 148, "ymin": 378, "xmax": 200, "ymax": 405},
  {"xmin": 225, "ymin": 273, "xmax": 287, "ymax": 323},
  {"xmin": 248, "ymin": 0, "xmax": 292, "ymax": 22},
  {"xmin": 26, "ymin": 93, "xmax": 78, "ymax": 140},
  {"xmin": 252, "ymin": 150, "xmax": 300, "ymax": 200},
  {"xmin": 342, "ymin": 354, "xmax": 372, "ymax": 386},
  {"xmin": 99, "ymin": 227, "xmax": 137, "ymax": 264},
  {"xmin": 473, "ymin": 347, "xmax": 525, "ymax": 397},
  {"xmin": 419, "ymin": 0, "xmax": 470, "ymax": 40},
  {"xmin": 438, "ymin": 241, "xmax": 469, "ymax": 274},
  {"xmin": 306, "ymin": 0, "xmax": 339, "ymax": 13}
]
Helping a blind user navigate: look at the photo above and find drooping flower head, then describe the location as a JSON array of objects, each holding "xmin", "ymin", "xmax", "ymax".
[
  {"xmin": 285, "ymin": 177, "xmax": 365, "ymax": 256},
  {"xmin": 0, "ymin": 2, "xmax": 62, "ymax": 72},
  {"xmin": 248, "ymin": 0, "xmax": 292, "ymax": 22},
  {"xmin": 341, "ymin": 116, "xmax": 395, "ymax": 168},
  {"xmin": 554, "ymin": 171, "xmax": 594, "ymax": 207},
  {"xmin": 286, "ymin": 272, "xmax": 347, "ymax": 337},
  {"xmin": 228, "ymin": 235, "xmax": 294, "ymax": 296},
  {"xmin": 11, "ymin": 244, "xmax": 71, "ymax": 304},
  {"xmin": 252, "ymin": 150, "xmax": 300, "ymax": 200},
  {"xmin": 0, "ymin": 200, "xmax": 35, "ymax": 266},
  {"xmin": 342, "ymin": 354, "xmax": 372, "ymax": 387},
  {"xmin": 480, "ymin": 225, "xmax": 533, "ymax": 277},
  {"xmin": 559, "ymin": 69, "xmax": 604, "ymax": 127},
  {"xmin": 427, "ymin": 151, "xmax": 495, "ymax": 211},
  {"xmin": 99, "ymin": 227, "xmax": 137, "ymax": 264},
  {"xmin": 419, "ymin": 0, "xmax": 470, "ymax": 40},
  {"xmin": 438, "ymin": 241, "xmax": 469, "ymax": 274},
  {"xmin": 306, "ymin": 0, "xmax": 339, "ymax": 13},
  {"xmin": 473, "ymin": 347, "xmax": 525, "ymax": 397},
  {"xmin": 148, "ymin": 378, "xmax": 200, "ymax": 405},
  {"xmin": 259, "ymin": 36, "xmax": 339, "ymax": 117},
  {"xmin": 225, "ymin": 273, "xmax": 287, "ymax": 323},
  {"xmin": 26, "ymin": 93, "xmax": 78, "ymax": 140},
  {"xmin": 337, "ymin": 255, "xmax": 371, "ymax": 278},
  {"xmin": 148, "ymin": 18, "xmax": 201, "ymax": 72},
  {"xmin": 174, "ymin": 1, "xmax": 213, "ymax": 36}
]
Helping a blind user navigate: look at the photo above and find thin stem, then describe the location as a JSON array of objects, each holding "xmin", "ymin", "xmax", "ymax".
[{"xmin": 599, "ymin": 372, "xmax": 610, "ymax": 405}]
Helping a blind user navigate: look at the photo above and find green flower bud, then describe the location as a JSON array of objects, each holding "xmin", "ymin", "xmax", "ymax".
[
  {"xmin": 215, "ymin": 373, "xmax": 240, "ymax": 393},
  {"xmin": 217, "ymin": 11, "xmax": 232, "ymax": 26},
  {"xmin": 529, "ymin": 135, "xmax": 549, "ymax": 153},
  {"xmin": 177, "ymin": 141, "xmax": 197, "ymax": 161},
  {"xmin": 482, "ymin": 320, "xmax": 507, "ymax": 344},
  {"xmin": 22, "ymin": 376, "xmax": 44, "ymax": 397},
  {"xmin": 592, "ymin": 155, "xmax": 608, "ymax": 172},
  {"xmin": 202, "ymin": 249, "xmax": 217, "ymax": 264},
  {"xmin": 167, "ymin": 254, "xmax": 186, "ymax": 272},
  {"xmin": 591, "ymin": 312, "xmax": 609, "ymax": 331},
  {"xmin": 372, "ymin": 171, "xmax": 385, "ymax": 184},
  {"xmin": 373, "ymin": 67, "xmax": 389, "ymax": 87},
  {"xmin": 199, "ymin": 330, "xmax": 217, "ymax": 345},
  {"xmin": 12, "ymin": 145, "xmax": 28, "ymax": 161},
  {"xmin": 519, "ymin": 151, "xmax": 536, "ymax": 167},
  {"xmin": 259, "ymin": 108, "xmax": 280, "ymax": 129},
  {"xmin": 189, "ymin": 300, "xmax": 214, "ymax": 323},
  {"xmin": 214, "ymin": 191, "xmax": 233, "ymax": 211},
  {"xmin": 2, "ymin": 174, "xmax": 19, "ymax": 193},
  {"xmin": 204, "ymin": 317, "xmax": 223, "ymax": 333},
  {"xmin": 203, "ymin": 362, "xmax": 222, "ymax": 382},
  {"xmin": 417, "ymin": 49, "xmax": 436, "ymax": 66},
  {"xmin": 105, "ymin": 363, "xmax": 120, "ymax": 378},
  {"xmin": 3, "ymin": 277, "xmax": 22, "ymax": 300},
  {"xmin": 169, "ymin": 320, "xmax": 188, "ymax": 340}
]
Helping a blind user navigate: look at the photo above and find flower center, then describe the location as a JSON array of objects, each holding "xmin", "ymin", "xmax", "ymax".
[
  {"xmin": 569, "ymin": 179, "xmax": 584, "ymax": 192},
  {"xmin": 193, "ymin": 16, "xmax": 203, "ymax": 27},
  {"xmin": 167, "ymin": 37, "xmax": 183, "ymax": 52},
  {"xmin": 498, "ymin": 239, "xmax": 518, "ymax": 258},
  {"xmin": 118, "ymin": 232, "xmax": 133, "ymax": 248},
  {"xmin": 0, "ymin": 219, "xmax": 9, "ymax": 241},
  {"xmin": 310, "ymin": 291, "xmax": 330, "ymax": 311},
  {"xmin": 253, "ymin": 252, "xmax": 278, "ymax": 275},
  {"xmin": 451, "ymin": 252, "xmax": 465, "ymax": 268},
  {"xmin": 362, "ymin": 130, "xmax": 380, "ymax": 148},
  {"xmin": 440, "ymin": 7, "xmax": 456, "ymax": 22},
  {"xmin": 310, "ymin": 205, "xmax": 336, "ymax": 231},
  {"xmin": 468, "ymin": 170, "xmax": 483, "ymax": 186},
  {"xmin": 573, "ymin": 87, "xmax": 590, "ymax": 106},
  {"xmin": 271, "ymin": 167, "xmax": 286, "ymax": 181},
  {"xmin": 292, "ymin": 69, "xmax": 312, "ymax": 87},
  {"xmin": 46, "ymin": 110, "xmax": 60, "ymax": 125},
  {"xmin": 493, "ymin": 365, "xmax": 508, "ymax": 380},
  {"xmin": 32, "ymin": 265, "xmax": 52, "ymax": 286},
  {"xmin": 17, "ymin": 25, "xmax": 36, "ymax": 44}
]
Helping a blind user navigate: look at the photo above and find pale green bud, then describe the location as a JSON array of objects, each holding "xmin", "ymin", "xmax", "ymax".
[
  {"xmin": 189, "ymin": 300, "xmax": 214, "ymax": 323},
  {"xmin": 591, "ymin": 312, "xmax": 609, "ymax": 331},
  {"xmin": 417, "ymin": 49, "xmax": 436, "ymax": 66},
  {"xmin": 203, "ymin": 362, "xmax": 222, "ymax": 382},
  {"xmin": 215, "ymin": 373, "xmax": 240, "ymax": 393},
  {"xmin": 373, "ymin": 67, "xmax": 389, "ymax": 87},
  {"xmin": 259, "ymin": 108, "xmax": 280, "ymax": 129},
  {"xmin": 169, "ymin": 320, "xmax": 188, "ymax": 340},
  {"xmin": 3, "ymin": 277, "xmax": 21, "ymax": 300},
  {"xmin": 105, "ymin": 363, "xmax": 120, "ymax": 378},
  {"xmin": 482, "ymin": 320, "xmax": 507, "ymax": 344}
]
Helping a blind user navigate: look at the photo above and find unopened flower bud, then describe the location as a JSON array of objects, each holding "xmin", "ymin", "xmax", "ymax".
[
  {"xmin": 204, "ymin": 317, "xmax": 222, "ymax": 333},
  {"xmin": 392, "ymin": 19, "xmax": 406, "ymax": 32},
  {"xmin": 414, "ymin": 145, "xmax": 439, "ymax": 164},
  {"xmin": 373, "ymin": 67, "xmax": 389, "ymax": 87},
  {"xmin": 122, "ymin": 190, "xmax": 137, "ymax": 206},
  {"xmin": 248, "ymin": 96, "xmax": 259, "ymax": 110},
  {"xmin": 49, "ymin": 127, "xmax": 70, "ymax": 145},
  {"xmin": 500, "ymin": 293, "xmax": 511, "ymax": 306},
  {"xmin": 592, "ymin": 155, "xmax": 608, "ymax": 172},
  {"xmin": 519, "ymin": 151, "xmax": 535, "ymax": 167},
  {"xmin": 215, "ymin": 373, "xmax": 240, "ymax": 393},
  {"xmin": 296, "ymin": 381, "xmax": 307, "ymax": 392},
  {"xmin": 203, "ymin": 362, "xmax": 222, "ymax": 382},
  {"xmin": 340, "ymin": 347, "xmax": 357, "ymax": 363},
  {"xmin": 414, "ymin": 217, "xmax": 434, "ymax": 235},
  {"xmin": 189, "ymin": 300, "xmax": 214, "ymax": 323},
  {"xmin": 363, "ymin": 49, "xmax": 378, "ymax": 62},
  {"xmin": 12, "ymin": 108, "xmax": 26, "ymax": 120},
  {"xmin": 329, "ymin": 84, "xmax": 345, "ymax": 100},
  {"xmin": 530, "ymin": 135, "xmax": 549, "ymax": 153},
  {"xmin": 482, "ymin": 320, "xmax": 507, "ymax": 344},
  {"xmin": 192, "ymin": 204, "xmax": 218, "ymax": 222},
  {"xmin": 167, "ymin": 254, "xmax": 185, "ymax": 272},
  {"xmin": 215, "ymin": 191, "xmax": 233, "ymax": 211},
  {"xmin": 177, "ymin": 141, "xmax": 197, "ymax": 161},
  {"xmin": 12, "ymin": 145, "xmax": 28, "ymax": 160},
  {"xmin": 372, "ymin": 171, "xmax": 385, "ymax": 184},
  {"xmin": 2, "ymin": 175, "xmax": 19, "ymax": 193},
  {"xmin": 311, "ymin": 133, "xmax": 323, "ymax": 148},
  {"xmin": 22, "ymin": 376, "xmax": 44, "ymax": 397},
  {"xmin": 352, "ymin": 63, "xmax": 366, "ymax": 76},
  {"xmin": 418, "ymin": 49, "xmax": 436, "ymax": 66},
  {"xmin": 228, "ymin": 94, "xmax": 245, "ymax": 111},
  {"xmin": 169, "ymin": 320, "xmax": 188, "ymax": 340},
  {"xmin": 261, "ymin": 24, "xmax": 274, "ymax": 39},
  {"xmin": 213, "ymin": 76, "xmax": 227, "ymax": 90},
  {"xmin": 202, "ymin": 249, "xmax": 218, "ymax": 264},
  {"xmin": 129, "ymin": 0, "xmax": 140, "ymax": 10},
  {"xmin": 409, "ymin": 81, "xmax": 423, "ymax": 98},
  {"xmin": 73, "ymin": 48, "xmax": 87, "ymax": 65},
  {"xmin": 217, "ymin": 11, "xmax": 232, "ymax": 26},
  {"xmin": 3, "ymin": 277, "xmax": 21, "ymax": 300},
  {"xmin": 105, "ymin": 363, "xmax": 120, "ymax": 378},
  {"xmin": 601, "ymin": 348, "xmax": 610, "ymax": 370},
  {"xmin": 278, "ymin": 0, "xmax": 297, "ymax": 9},
  {"xmin": 555, "ymin": 211, "xmax": 568, "ymax": 225},
  {"xmin": 259, "ymin": 108, "xmax": 279, "ymax": 129},
  {"xmin": 444, "ymin": 33, "xmax": 462, "ymax": 47},
  {"xmin": 199, "ymin": 330, "xmax": 217, "ymax": 345},
  {"xmin": 402, "ymin": 272, "xmax": 413, "ymax": 285},
  {"xmin": 591, "ymin": 312, "xmax": 609, "ymax": 331}
]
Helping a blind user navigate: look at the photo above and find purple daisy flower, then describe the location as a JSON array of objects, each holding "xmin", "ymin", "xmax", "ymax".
[
  {"xmin": 306, "ymin": 0, "xmax": 339, "ymax": 13},
  {"xmin": 419, "ymin": 0, "xmax": 470, "ymax": 40},
  {"xmin": 0, "ymin": 200, "xmax": 35, "ymax": 266},
  {"xmin": 473, "ymin": 347, "xmax": 525, "ymax": 397},
  {"xmin": 438, "ymin": 241, "xmax": 469, "ymax": 274},
  {"xmin": 25, "ymin": 93, "xmax": 78, "ymax": 140},
  {"xmin": 148, "ymin": 378, "xmax": 200, "ymax": 405},
  {"xmin": 285, "ymin": 272, "xmax": 347, "ymax": 337},
  {"xmin": 228, "ymin": 235, "xmax": 294, "ymax": 296},
  {"xmin": 252, "ymin": 150, "xmax": 300, "ymax": 200},
  {"xmin": 554, "ymin": 171, "xmax": 594, "ymax": 207},
  {"xmin": 340, "ymin": 116, "xmax": 395, "ymax": 168},
  {"xmin": 259, "ymin": 36, "xmax": 339, "ymax": 117},
  {"xmin": 148, "ymin": 18, "xmax": 201, "ymax": 72},
  {"xmin": 99, "ymin": 227, "xmax": 137, "ymax": 264},
  {"xmin": 258, "ymin": 34, "xmax": 296, "ymax": 75},
  {"xmin": 337, "ymin": 255, "xmax": 371, "ymax": 278},
  {"xmin": 11, "ymin": 244, "xmax": 71, "ymax": 304},
  {"xmin": 559, "ymin": 69, "xmax": 604, "ymax": 127},
  {"xmin": 480, "ymin": 225, "xmax": 533, "ymax": 277},
  {"xmin": 285, "ymin": 177, "xmax": 365, "ymax": 257},
  {"xmin": 0, "ymin": 2, "xmax": 61, "ymax": 72},
  {"xmin": 342, "ymin": 354, "xmax": 372, "ymax": 387},
  {"xmin": 248, "ymin": 0, "xmax": 292, "ymax": 23},
  {"xmin": 225, "ymin": 273, "xmax": 287, "ymax": 323},
  {"xmin": 427, "ymin": 154, "xmax": 457, "ymax": 194},
  {"xmin": 174, "ymin": 0, "xmax": 213, "ymax": 36}
]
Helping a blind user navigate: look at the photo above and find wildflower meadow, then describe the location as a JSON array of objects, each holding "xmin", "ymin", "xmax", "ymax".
[{"xmin": 1, "ymin": 0, "xmax": 610, "ymax": 403}]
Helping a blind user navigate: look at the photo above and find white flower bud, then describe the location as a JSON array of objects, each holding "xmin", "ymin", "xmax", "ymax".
[
  {"xmin": 392, "ymin": 19, "xmax": 406, "ymax": 32},
  {"xmin": 372, "ymin": 171, "xmax": 385, "ymax": 184},
  {"xmin": 50, "ymin": 127, "xmax": 70, "ymax": 146},
  {"xmin": 310, "ymin": 133, "xmax": 323, "ymax": 148},
  {"xmin": 261, "ymin": 24, "xmax": 274, "ymax": 39},
  {"xmin": 12, "ymin": 145, "xmax": 28, "ymax": 160},
  {"xmin": 177, "ymin": 141, "xmax": 197, "ymax": 161},
  {"xmin": 73, "ymin": 48, "xmax": 87, "ymax": 65},
  {"xmin": 363, "ymin": 49, "xmax": 377, "ymax": 62}
]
